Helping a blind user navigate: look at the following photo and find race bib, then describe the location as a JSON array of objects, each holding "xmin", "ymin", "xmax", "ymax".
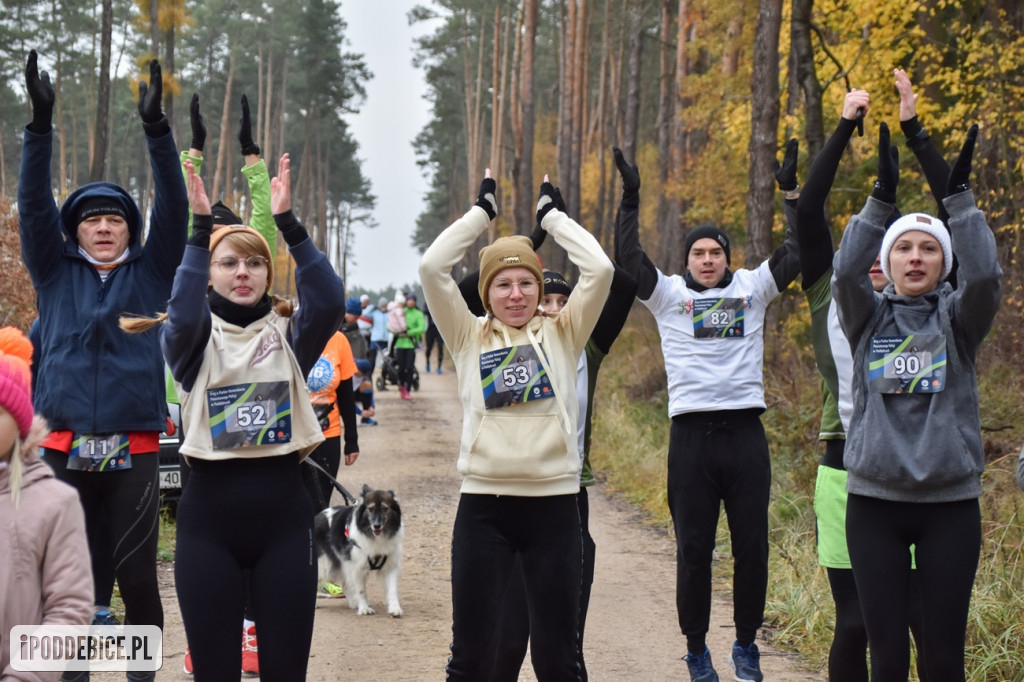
[
  {"xmin": 67, "ymin": 433, "xmax": 132, "ymax": 472},
  {"xmin": 692, "ymin": 298, "xmax": 746, "ymax": 338},
  {"xmin": 207, "ymin": 381, "xmax": 293, "ymax": 449},
  {"xmin": 479, "ymin": 345, "xmax": 556, "ymax": 410},
  {"xmin": 868, "ymin": 335, "xmax": 947, "ymax": 394}
]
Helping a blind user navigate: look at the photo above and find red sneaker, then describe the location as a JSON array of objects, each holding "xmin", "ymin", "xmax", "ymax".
[
  {"xmin": 183, "ymin": 646, "xmax": 193, "ymax": 675},
  {"xmin": 241, "ymin": 625, "xmax": 259, "ymax": 677},
  {"xmin": 399, "ymin": 386, "xmax": 411, "ymax": 400}
]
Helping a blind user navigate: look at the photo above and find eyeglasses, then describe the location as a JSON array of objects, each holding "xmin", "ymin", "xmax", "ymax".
[
  {"xmin": 212, "ymin": 256, "xmax": 269, "ymax": 274},
  {"xmin": 490, "ymin": 278, "xmax": 538, "ymax": 297}
]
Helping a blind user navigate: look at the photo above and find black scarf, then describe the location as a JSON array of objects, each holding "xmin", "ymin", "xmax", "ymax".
[
  {"xmin": 208, "ymin": 289, "xmax": 272, "ymax": 328},
  {"xmin": 684, "ymin": 268, "xmax": 733, "ymax": 293}
]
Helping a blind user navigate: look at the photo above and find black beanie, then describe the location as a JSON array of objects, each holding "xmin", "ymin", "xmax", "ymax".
[
  {"xmin": 74, "ymin": 196, "xmax": 128, "ymax": 227},
  {"xmin": 543, "ymin": 270, "xmax": 572, "ymax": 298},
  {"xmin": 684, "ymin": 225, "xmax": 731, "ymax": 265},
  {"xmin": 211, "ymin": 200, "xmax": 243, "ymax": 226}
]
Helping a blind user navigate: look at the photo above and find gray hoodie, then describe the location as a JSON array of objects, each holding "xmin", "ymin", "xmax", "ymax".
[{"xmin": 831, "ymin": 191, "xmax": 1002, "ymax": 502}]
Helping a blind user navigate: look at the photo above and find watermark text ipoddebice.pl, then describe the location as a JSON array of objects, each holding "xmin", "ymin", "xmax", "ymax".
[{"xmin": 9, "ymin": 624, "xmax": 162, "ymax": 672}]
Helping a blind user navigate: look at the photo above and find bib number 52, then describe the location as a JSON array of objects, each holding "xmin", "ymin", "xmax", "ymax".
[{"xmin": 236, "ymin": 404, "xmax": 269, "ymax": 428}]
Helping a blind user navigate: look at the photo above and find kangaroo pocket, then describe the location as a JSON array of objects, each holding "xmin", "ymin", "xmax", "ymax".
[{"xmin": 467, "ymin": 412, "xmax": 572, "ymax": 481}]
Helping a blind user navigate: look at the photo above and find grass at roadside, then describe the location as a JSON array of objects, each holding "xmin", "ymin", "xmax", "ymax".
[{"xmin": 589, "ymin": 306, "xmax": 1024, "ymax": 680}]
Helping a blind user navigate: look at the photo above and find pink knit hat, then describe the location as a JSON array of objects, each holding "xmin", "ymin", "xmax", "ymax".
[{"xmin": 0, "ymin": 327, "xmax": 34, "ymax": 439}]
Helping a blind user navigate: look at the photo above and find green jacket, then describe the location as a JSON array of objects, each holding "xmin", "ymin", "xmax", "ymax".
[{"xmin": 395, "ymin": 307, "xmax": 425, "ymax": 349}]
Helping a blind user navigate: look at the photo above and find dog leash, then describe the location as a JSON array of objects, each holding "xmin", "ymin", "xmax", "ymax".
[{"xmin": 303, "ymin": 457, "xmax": 358, "ymax": 505}]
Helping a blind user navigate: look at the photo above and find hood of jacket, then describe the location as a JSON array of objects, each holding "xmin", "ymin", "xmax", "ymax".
[
  {"xmin": 0, "ymin": 454, "xmax": 53, "ymax": 495},
  {"xmin": 59, "ymin": 181, "xmax": 145, "ymax": 256}
]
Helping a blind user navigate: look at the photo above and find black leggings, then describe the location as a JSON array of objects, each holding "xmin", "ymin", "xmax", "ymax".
[
  {"xmin": 667, "ymin": 410, "xmax": 770, "ymax": 653},
  {"xmin": 395, "ymin": 347, "xmax": 415, "ymax": 388},
  {"xmin": 302, "ymin": 436, "xmax": 341, "ymax": 516},
  {"xmin": 42, "ymin": 449, "xmax": 162, "ymax": 629},
  {"xmin": 425, "ymin": 327, "xmax": 444, "ymax": 367},
  {"xmin": 175, "ymin": 454, "xmax": 317, "ymax": 682},
  {"xmin": 846, "ymin": 494, "xmax": 980, "ymax": 682},
  {"xmin": 826, "ymin": 568, "xmax": 930, "ymax": 682},
  {"xmin": 489, "ymin": 488, "xmax": 595, "ymax": 681},
  {"xmin": 447, "ymin": 493, "xmax": 582, "ymax": 681}
]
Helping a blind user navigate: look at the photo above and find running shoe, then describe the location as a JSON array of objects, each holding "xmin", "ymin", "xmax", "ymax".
[
  {"xmin": 318, "ymin": 581, "xmax": 345, "ymax": 598},
  {"xmin": 241, "ymin": 625, "xmax": 259, "ymax": 677},
  {"xmin": 361, "ymin": 417, "xmax": 378, "ymax": 426},
  {"xmin": 684, "ymin": 646, "xmax": 720, "ymax": 682},
  {"xmin": 90, "ymin": 610, "xmax": 120, "ymax": 626},
  {"xmin": 729, "ymin": 641, "xmax": 763, "ymax": 681},
  {"xmin": 183, "ymin": 647, "xmax": 193, "ymax": 675}
]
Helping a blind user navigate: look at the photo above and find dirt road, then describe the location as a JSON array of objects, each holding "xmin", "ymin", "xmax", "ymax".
[{"xmin": 121, "ymin": 365, "xmax": 825, "ymax": 681}]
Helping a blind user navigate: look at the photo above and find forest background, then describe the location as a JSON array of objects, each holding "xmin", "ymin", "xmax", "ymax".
[{"xmin": 1, "ymin": 1, "xmax": 1023, "ymax": 679}]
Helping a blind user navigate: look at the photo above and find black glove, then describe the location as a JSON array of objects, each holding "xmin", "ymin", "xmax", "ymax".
[
  {"xmin": 553, "ymin": 187, "xmax": 567, "ymax": 214},
  {"xmin": 871, "ymin": 122, "xmax": 899, "ymax": 204},
  {"xmin": 774, "ymin": 138, "xmax": 799, "ymax": 193},
  {"xmin": 612, "ymin": 147, "xmax": 640, "ymax": 208},
  {"xmin": 189, "ymin": 214, "xmax": 212, "ymax": 249},
  {"xmin": 189, "ymin": 93, "xmax": 206, "ymax": 152},
  {"xmin": 474, "ymin": 176, "xmax": 497, "ymax": 220},
  {"xmin": 947, "ymin": 124, "xmax": 978, "ymax": 196},
  {"xmin": 536, "ymin": 180, "xmax": 558, "ymax": 224},
  {"xmin": 25, "ymin": 50, "xmax": 54, "ymax": 134},
  {"xmin": 137, "ymin": 59, "xmax": 169, "ymax": 136},
  {"xmin": 237, "ymin": 94, "xmax": 261, "ymax": 156}
]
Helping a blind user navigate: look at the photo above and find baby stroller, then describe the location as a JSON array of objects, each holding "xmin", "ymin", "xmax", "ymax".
[{"xmin": 377, "ymin": 351, "xmax": 420, "ymax": 392}]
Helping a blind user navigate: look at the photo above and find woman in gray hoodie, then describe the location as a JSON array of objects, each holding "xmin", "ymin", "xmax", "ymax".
[{"xmin": 832, "ymin": 123, "xmax": 1001, "ymax": 681}]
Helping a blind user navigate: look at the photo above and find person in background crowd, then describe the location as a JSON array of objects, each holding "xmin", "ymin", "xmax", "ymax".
[
  {"xmin": 394, "ymin": 294, "xmax": 425, "ymax": 400},
  {"xmin": 423, "ymin": 304, "xmax": 445, "ymax": 374}
]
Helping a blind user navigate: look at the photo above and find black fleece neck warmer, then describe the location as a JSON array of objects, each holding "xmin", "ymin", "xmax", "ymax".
[
  {"xmin": 208, "ymin": 289, "xmax": 272, "ymax": 327},
  {"xmin": 684, "ymin": 268, "xmax": 733, "ymax": 293}
]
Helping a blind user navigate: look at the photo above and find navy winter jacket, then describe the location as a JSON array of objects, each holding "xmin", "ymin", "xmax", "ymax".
[{"xmin": 18, "ymin": 126, "xmax": 188, "ymax": 434}]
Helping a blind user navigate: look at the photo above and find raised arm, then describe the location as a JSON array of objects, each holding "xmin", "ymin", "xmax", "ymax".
[
  {"xmin": 943, "ymin": 126, "xmax": 1002, "ymax": 348},
  {"xmin": 138, "ymin": 59, "xmax": 188, "ymax": 285},
  {"xmin": 796, "ymin": 90, "xmax": 867, "ymax": 286},
  {"xmin": 239, "ymin": 94, "xmax": 278, "ymax": 254},
  {"xmin": 420, "ymin": 171, "xmax": 499, "ymax": 349},
  {"xmin": 612, "ymin": 147, "xmax": 658, "ymax": 299},
  {"xmin": 17, "ymin": 50, "xmax": 64, "ymax": 282},
  {"xmin": 832, "ymin": 123, "xmax": 900, "ymax": 343},
  {"xmin": 895, "ymin": 69, "xmax": 950, "ymax": 219}
]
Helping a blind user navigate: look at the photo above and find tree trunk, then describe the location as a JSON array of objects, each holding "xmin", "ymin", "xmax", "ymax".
[
  {"xmin": 791, "ymin": 0, "xmax": 823, "ymax": 162},
  {"xmin": 557, "ymin": 0, "xmax": 575, "ymax": 200},
  {"xmin": 277, "ymin": 55, "xmax": 290, "ymax": 169},
  {"xmin": 622, "ymin": 0, "xmax": 644, "ymax": 161},
  {"xmin": 514, "ymin": 0, "xmax": 538, "ymax": 237},
  {"xmin": 263, "ymin": 51, "xmax": 274, "ymax": 163},
  {"xmin": 149, "ymin": 0, "xmax": 159, "ymax": 56},
  {"xmin": 746, "ymin": 0, "xmax": 782, "ymax": 266},
  {"xmin": 569, "ymin": 0, "xmax": 586, "ymax": 224},
  {"xmin": 165, "ymin": 25, "xmax": 176, "ymax": 133},
  {"xmin": 88, "ymin": 0, "xmax": 113, "ymax": 182},
  {"xmin": 656, "ymin": 0, "xmax": 676, "ymax": 266},
  {"xmin": 212, "ymin": 55, "xmax": 236, "ymax": 202}
]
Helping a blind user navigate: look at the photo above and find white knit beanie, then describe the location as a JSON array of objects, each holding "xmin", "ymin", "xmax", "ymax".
[{"xmin": 879, "ymin": 213, "xmax": 953, "ymax": 283}]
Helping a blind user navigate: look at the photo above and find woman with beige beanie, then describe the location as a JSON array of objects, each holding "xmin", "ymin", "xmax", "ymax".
[{"xmin": 420, "ymin": 170, "xmax": 613, "ymax": 680}]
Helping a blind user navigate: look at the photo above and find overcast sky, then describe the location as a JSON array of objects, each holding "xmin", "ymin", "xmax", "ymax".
[{"xmin": 341, "ymin": 0, "xmax": 439, "ymax": 295}]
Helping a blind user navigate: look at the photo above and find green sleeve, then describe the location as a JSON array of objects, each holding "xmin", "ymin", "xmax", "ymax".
[
  {"xmin": 241, "ymin": 159, "xmax": 277, "ymax": 255},
  {"xmin": 407, "ymin": 309, "xmax": 427, "ymax": 338},
  {"xmin": 179, "ymin": 151, "xmax": 203, "ymax": 237}
]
